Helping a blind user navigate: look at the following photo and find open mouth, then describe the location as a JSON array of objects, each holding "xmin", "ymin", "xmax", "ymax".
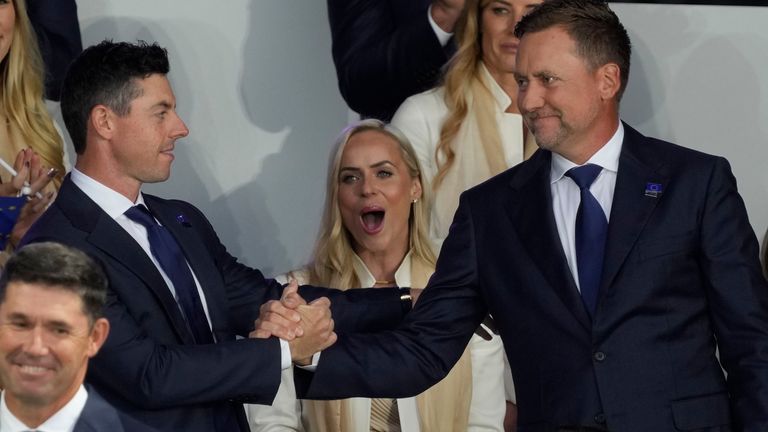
[{"xmin": 360, "ymin": 207, "xmax": 385, "ymax": 234}]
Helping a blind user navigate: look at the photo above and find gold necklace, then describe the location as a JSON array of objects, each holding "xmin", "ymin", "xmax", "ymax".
[{"xmin": 374, "ymin": 280, "xmax": 395, "ymax": 285}]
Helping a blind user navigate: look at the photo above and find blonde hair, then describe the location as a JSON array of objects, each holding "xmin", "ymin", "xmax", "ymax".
[
  {"xmin": 433, "ymin": 0, "xmax": 504, "ymax": 190},
  {"xmin": 1, "ymin": 0, "xmax": 65, "ymax": 187},
  {"xmin": 307, "ymin": 119, "xmax": 435, "ymax": 289}
]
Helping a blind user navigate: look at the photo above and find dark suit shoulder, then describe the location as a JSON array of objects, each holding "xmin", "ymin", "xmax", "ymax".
[
  {"xmin": 143, "ymin": 194, "xmax": 214, "ymax": 226},
  {"xmin": 622, "ymin": 122, "xmax": 727, "ymax": 168},
  {"xmin": 21, "ymin": 196, "xmax": 84, "ymax": 246},
  {"xmin": 75, "ymin": 389, "xmax": 160, "ymax": 432}
]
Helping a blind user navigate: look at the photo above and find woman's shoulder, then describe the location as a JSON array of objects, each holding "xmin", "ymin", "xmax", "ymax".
[
  {"xmin": 391, "ymin": 86, "xmax": 449, "ymax": 154},
  {"xmin": 395, "ymin": 86, "xmax": 447, "ymax": 116}
]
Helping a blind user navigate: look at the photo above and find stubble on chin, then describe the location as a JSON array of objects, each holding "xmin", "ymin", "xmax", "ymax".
[{"xmin": 527, "ymin": 122, "xmax": 560, "ymax": 152}]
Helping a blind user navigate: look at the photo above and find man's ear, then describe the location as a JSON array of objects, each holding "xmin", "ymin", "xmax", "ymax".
[
  {"xmin": 597, "ymin": 63, "xmax": 622, "ymax": 101},
  {"xmin": 87, "ymin": 317, "xmax": 110, "ymax": 358},
  {"xmin": 89, "ymin": 105, "xmax": 116, "ymax": 141}
]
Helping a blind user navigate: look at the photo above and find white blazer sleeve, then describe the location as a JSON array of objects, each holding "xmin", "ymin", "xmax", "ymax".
[
  {"xmin": 467, "ymin": 333, "xmax": 507, "ymax": 431},
  {"xmin": 247, "ymin": 368, "xmax": 304, "ymax": 431}
]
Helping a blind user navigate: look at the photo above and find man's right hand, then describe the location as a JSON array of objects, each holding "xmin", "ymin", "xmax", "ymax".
[
  {"xmin": 250, "ymin": 280, "xmax": 304, "ymax": 340},
  {"xmin": 250, "ymin": 281, "xmax": 337, "ymax": 364},
  {"xmin": 288, "ymin": 298, "xmax": 337, "ymax": 365}
]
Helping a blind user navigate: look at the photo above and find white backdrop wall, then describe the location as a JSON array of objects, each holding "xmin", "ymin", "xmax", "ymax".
[{"xmin": 69, "ymin": 1, "xmax": 768, "ymax": 276}]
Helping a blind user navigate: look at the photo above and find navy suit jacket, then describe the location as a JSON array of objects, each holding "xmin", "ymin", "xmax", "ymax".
[
  {"xmin": 27, "ymin": 0, "xmax": 82, "ymax": 101},
  {"xmin": 327, "ymin": 0, "xmax": 453, "ymax": 120},
  {"xmin": 297, "ymin": 124, "xmax": 768, "ymax": 432},
  {"xmin": 74, "ymin": 388, "xmax": 158, "ymax": 432},
  {"xmin": 21, "ymin": 177, "xmax": 407, "ymax": 432}
]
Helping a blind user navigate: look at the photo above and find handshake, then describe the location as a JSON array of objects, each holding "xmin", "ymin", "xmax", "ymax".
[{"xmin": 249, "ymin": 281, "xmax": 337, "ymax": 365}]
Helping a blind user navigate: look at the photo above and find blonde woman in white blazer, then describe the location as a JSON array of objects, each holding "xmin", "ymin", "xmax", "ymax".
[
  {"xmin": 248, "ymin": 120, "xmax": 503, "ymax": 431},
  {"xmin": 391, "ymin": 0, "xmax": 544, "ymax": 428}
]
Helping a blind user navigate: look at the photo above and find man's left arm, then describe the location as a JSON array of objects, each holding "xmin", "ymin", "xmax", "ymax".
[{"xmin": 699, "ymin": 157, "xmax": 768, "ymax": 429}]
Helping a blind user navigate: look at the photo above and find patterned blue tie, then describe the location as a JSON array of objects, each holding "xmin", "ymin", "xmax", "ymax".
[
  {"xmin": 125, "ymin": 205, "xmax": 214, "ymax": 344},
  {"xmin": 565, "ymin": 164, "xmax": 607, "ymax": 316}
]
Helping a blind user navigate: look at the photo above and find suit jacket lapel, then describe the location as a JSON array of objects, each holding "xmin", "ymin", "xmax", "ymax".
[
  {"xmin": 506, "ymin": 151, "xmax": 592, "ymax": 331},
  {"xmin": 600, "ymin": 124, "xmax": 669, "ymax": 297},
  {"xmin": 147, "ymin": 198, "xmax": 230, "ymax": 340},
  {"xmin": 57, "ymin": 178, "xmax": 194, "ymax": 344},
  {"xmin": 74, "ymin": 388, "xmax": 124, "ymax": 432}
]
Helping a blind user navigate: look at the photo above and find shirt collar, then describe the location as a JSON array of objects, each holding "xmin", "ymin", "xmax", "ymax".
[
  {"xmin": 479, "ymin": 62, "xmax": 513, "ymax": 112},
  {"xmin": 550, "ymin": 121, "xmax": 624, "ymax": 183},
  {"xmin": 71, "ymin": 168, "xmax": 148, "ymax": 218},
  {"xmin": 1, "ymin": 385, "xmax": 88, "ymax": 432},
  {"xmin": 352, "ymin": 251, "xmax": 412, "ymax": 287}
]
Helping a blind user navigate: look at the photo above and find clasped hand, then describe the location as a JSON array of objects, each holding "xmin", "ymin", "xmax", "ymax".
[{"xmin": 249, "ymin": 280, "xmax": 337, "ymax": 365}]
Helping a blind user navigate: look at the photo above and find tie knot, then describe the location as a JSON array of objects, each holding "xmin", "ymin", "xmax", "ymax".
[
  {"xmin": 566, "ymin": 164, "xmax": 603, "ymax": 190},
  {"xmin": 124, "ymin": 205, "xmax": 157, "ymax": 229}
]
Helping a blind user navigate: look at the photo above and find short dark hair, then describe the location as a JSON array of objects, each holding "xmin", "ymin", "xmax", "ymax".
[
  {"xmin": 515, "ymin": 0, "xmax": 632, "ymax": 100},
  {"xmin": 61, "ymin": 40, "xmax": 170, "ymax": 154},
  {"xmin": 0, "ymin": 242, "xmax": 108, "ymax": 324}
]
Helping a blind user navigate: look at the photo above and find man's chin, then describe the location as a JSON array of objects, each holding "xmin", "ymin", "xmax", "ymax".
[
  {"xmin": 7, "ymin": 385, "xmax": 56, "ymax": 408},
  {"xmin": 532, "ymin": 134, "xmax": 557, "ymax": 152},
  {"xmin": 142, "ymin": 171, "xmax": 172, "ymax": 184}
]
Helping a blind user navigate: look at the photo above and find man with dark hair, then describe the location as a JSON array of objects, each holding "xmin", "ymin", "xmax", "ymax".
[
  {"xmin": 0, "ymin": 242, "xmax": 156, "ymax": 431},
  {"xmin": 265, "ymin": 0, "xmax": 768, "ymax": 430},
  {"xmin": 21, "ymin": 40, "xmax": 414, "ymax": 432}
]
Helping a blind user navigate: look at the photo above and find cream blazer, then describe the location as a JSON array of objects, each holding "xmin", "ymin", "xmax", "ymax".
[
  {"xmin": 392, "ymin": 65, "xmax": 526, "ymax": 407},
  {"xmin": 391, "ymin": 64, "xmax": 536, "ymax": 252},
  {"xmin": 247, "ymin": 254, "xmax": 506, "ymax": 431}
]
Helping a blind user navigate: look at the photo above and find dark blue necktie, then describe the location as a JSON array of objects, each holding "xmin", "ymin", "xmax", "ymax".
[
  {"xmin": 125, "ymin": 205, "xmax": 214, "ymax": 344},
  {"xmin": 565, "ymin": 164, "xmax": 607, "ymax": 316}
]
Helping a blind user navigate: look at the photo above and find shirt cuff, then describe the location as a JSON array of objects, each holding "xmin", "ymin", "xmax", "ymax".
[
  {"xmin": 279, "ymin": 338, "xmax": 291, "ymax": 370},
  {"xmin": 298, "ymin": 352, "xmax": 321, "ymax": 372},
  {"xmin": 427, "ymin": 4, "xmax": 454, "ymax": 46}
]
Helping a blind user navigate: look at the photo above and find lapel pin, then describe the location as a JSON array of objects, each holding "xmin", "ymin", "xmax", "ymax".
[
  {"xmin": 176, "ymin": 214, "xmax": 191, "ymax": 227},
  {"xmin": 644, "ymin": 182, "xmax": 663, "ymax": 198}
]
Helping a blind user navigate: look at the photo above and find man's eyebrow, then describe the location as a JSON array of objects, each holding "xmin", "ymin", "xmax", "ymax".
[
  {"xmin": 6, "ymin": 312, "xmax": 29, "ymax": 321},
  {"xmin": 150, "ymin": 101, "xmax": 174, "ymax": 110},
  {"xmin": 46, "ymin": 319, "xmax": 75, "ymax": 330}
]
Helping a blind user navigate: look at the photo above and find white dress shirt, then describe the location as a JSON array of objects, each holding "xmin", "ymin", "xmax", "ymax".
[
  {"xmin": 70, "ymin": 169, "xmax": 214, "ymax": 331},
  {"xmin": 0, "ymin": 386, "xmax": 88, "ymax": 432},
  {"xmin": 550, "ymin": 122, "xmax": 624, "ymax": 291}
]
